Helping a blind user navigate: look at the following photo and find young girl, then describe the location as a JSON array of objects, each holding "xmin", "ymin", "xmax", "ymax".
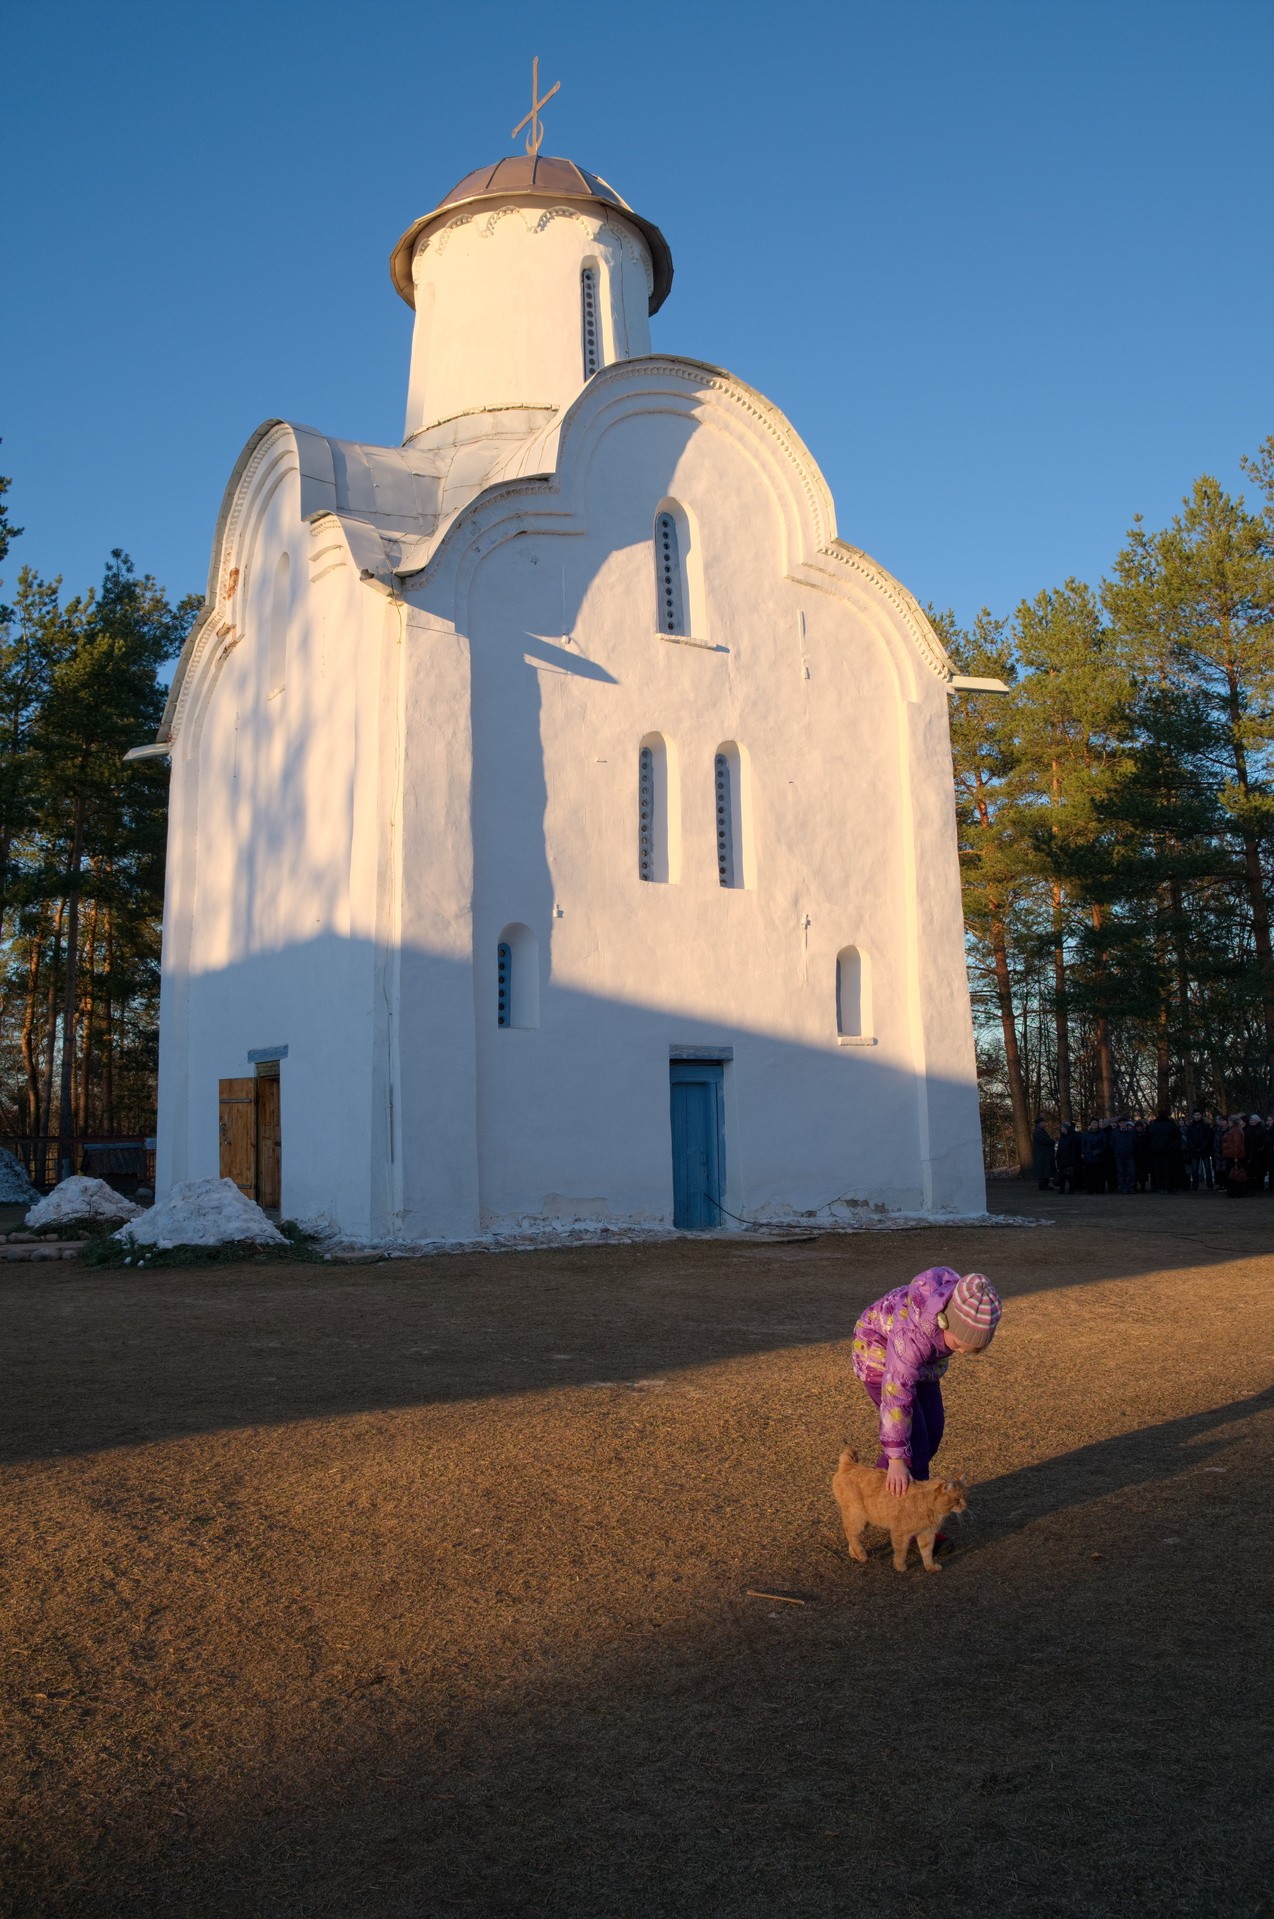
[{"xmin": 851, "ymin": 1267, "xmax": 1002, "ymax": 1495}]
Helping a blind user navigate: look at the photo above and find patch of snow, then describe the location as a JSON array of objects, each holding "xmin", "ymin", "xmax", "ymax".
[
  {"xmin": 294, "ymin": 1209, "xmax": 342, "ymax": 1244},
  {"xmin": 0, "ymin": 1150, "xmax": 39, "ymax": 1205},
  {"xmin": 115, "ymin": 1177, "xmax": 285, "ymax": 1250},
  {"xmin": 348, "ymin": 1206, "xmax": 1047, "ymax": 1260},
  {"xmin": 27, "ymin": 1176, "xmax": 142, "ymax": 1229}
]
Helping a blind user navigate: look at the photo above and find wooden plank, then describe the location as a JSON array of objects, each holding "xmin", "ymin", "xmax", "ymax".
[
  {"xmin": 218, "ymin": 1078, "xmax": 257, "ymax": 1199},
  {"xmin": 256, "ymin": 1073, "xmax": 281, "ymax": 1213}
]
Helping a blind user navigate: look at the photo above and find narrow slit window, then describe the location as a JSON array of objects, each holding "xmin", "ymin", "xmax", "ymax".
[
  {"xmin": 837, "ymin": 946, "xmax": 868, "ymax": 1037},
  {"xmin": 497, "ymin": 942, "xmax": 512, "ymax": 1028},
  {"xmin": 497, "ymin": 924, "xmax": 540, "ymax": 1029},
  {"xmin": 715, "ymin": 753, "xmax": 736, "ymax": 887},
  {"xmin": 637, "ymin": 734, "xmax": 676, "ymax": 883},
  {"xmin": 655, "ymin": 511, "xmax": 684, "ymax": 636},
  {"xmin": 639, "ymin": 745, "xmax": 655, "ymax": 880},
  {"xmin": 581, "ymin": 266, "xmax": 601, "ymax": 378}
]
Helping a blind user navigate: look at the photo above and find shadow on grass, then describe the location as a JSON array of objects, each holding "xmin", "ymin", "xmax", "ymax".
[
  {"xmin": 937, "ymin": 1382, "xmax": 1274, "ymax": 1552},
  {"xmin": 2, "ymin": 1216, "xmax": 1271, "ymax": 1465},
  {"xmin": 11, "ymin": 1386, "xmax": 1270, "ymax": 1919}
]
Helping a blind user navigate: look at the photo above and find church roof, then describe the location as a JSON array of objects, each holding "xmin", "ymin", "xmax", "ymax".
[{"xmin": 389, "ymin": 155, "xmax": 673, "ymax": 315}]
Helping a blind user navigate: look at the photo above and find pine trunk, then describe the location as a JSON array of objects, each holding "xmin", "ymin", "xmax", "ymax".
[
  {"xmin": 19, "ymin": 931, "xmax": 42, "ymax": 1136},
  {"xmin": 1224, "ymin": 663, "xmax": 1274, "ymax": 1061},
  {"xmin": 1156, "ymin": 1001, "xmax": 1171, "ymax": 1112},
  {"xmin": 989, "ymin": 900, "xmax": 1033, "ymax": 1169},
  {"xmin": 0, "ymin": 826, "xmax": 11, "ymax": 951},
  {"xmin": 1089, "ymin": 903, "xmax": 1116, "ymax": 1115},
  {"xmin": 57, "ymin": 802, "xmax": 85, "ymax": 1180},
  {"xmin": 103, "ymin": 905, "xmax": 115, "ymax": 1136},
  {"xmin": 39, "ymin": 896, "xmax": 65, "ymax": 1152},
  {"xmin": 1155, "ymin": 894, "xmax": 1171, "ymax": 1111},
  {"xmin": 1168, "ymin": 874, "xmax": 1196, "ymax": 1110},
  {"xmin": 1052, "ymin": 882, "xmax": 1072, "ymax": 1123},
  {"xmin": 76, "ymin": 888, "xmax": 101, "ymax": 1135}
]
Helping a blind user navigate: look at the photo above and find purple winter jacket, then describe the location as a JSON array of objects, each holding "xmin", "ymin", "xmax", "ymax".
[{"xmin": 850, "ymin": 1266, "xmax": 960, "ymax": 1464}]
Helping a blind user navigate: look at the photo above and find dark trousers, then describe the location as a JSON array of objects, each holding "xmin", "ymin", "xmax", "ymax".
[
  {"xmin": 1114, "ymin": 1154, "xmax": 1136, "ymax": 1194},
  {"xmin": 1150, "ymin": 1151, "xmax": 1173, "ymax": 1193},
  {"xmin": 862, "ymin": 1378, "xmax": 945, "ymax": 1481},
  {"xmin": 1188, "ymin": 1153, "xmax": 1214, "ymax": 1190}
]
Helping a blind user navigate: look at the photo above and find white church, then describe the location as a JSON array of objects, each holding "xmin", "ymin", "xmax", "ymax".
[{"xmin": 141, "ymin": 132, "xmax": 991, "ymax": 1241}]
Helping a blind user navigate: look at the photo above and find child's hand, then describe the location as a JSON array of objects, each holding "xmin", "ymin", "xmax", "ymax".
[{"xmin": 886, "ymin": 1459, "xmax": 912, "ymax": 1498}]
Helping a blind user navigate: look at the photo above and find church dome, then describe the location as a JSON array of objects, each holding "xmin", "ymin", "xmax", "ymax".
[{"xmin": 390, "ymin": 155, "xmax": 674, "ymax": 315}]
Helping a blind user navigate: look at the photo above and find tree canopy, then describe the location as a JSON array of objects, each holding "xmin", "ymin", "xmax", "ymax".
[
  {"xmin": 0, "ymin": 472, "xmax": 197, "ymax": 1170},
  {"xmin": 950, "ymin": 436, "xmax": 1274, "ymax": 1166}
]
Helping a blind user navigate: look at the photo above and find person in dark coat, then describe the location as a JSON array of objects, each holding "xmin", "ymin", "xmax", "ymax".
[
  {"xmin": 1171, "ymin": 1115, "xmax": 1189, "ymax": 1191},
  {"xmin": 1245, "ymin": 1115, "xmax": 1267, "ymax": 1193},
  {"xmin": 1221, "ymin": 1115, "xmax": 1247, "ymax": 1195},
  {"xmin": 1031, "ymin": 1117, "xmax": 1055, "ymax": 1191},
  {"xmin": 1133, "ymin": 1119, "xmax": 1150, "ymax": 1191},
  {"xmin": 1112, "ymin": 1119, "xmax": 1137, "ymax": 1194},
  {"xmin": 1055, "ymin": 1121, "xmax": 1082, "ymax": 1195},
  {"xmin": 1185, "ymin": 1110, "xmax": 1214, "ymax": 1191},
  {"xmin": 1080, "ymin": 1121, "xmax": 1107, "ymax": 1194},
  {"xmin": 1146, "ymin": 1111, "xmax": 1178, "ymax": 1194}
]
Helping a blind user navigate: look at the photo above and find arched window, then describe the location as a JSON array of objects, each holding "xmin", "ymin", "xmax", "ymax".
[
  {"xmin": 639, "ymin": 745, "xmax": 656, "ymax": 880},
  {"xmin": 497, "ymin": 923, "xmax": 539, "ymax": 1029},
  {"xmin": 654, "ymin": 509, "xmax": 686, "ymax": 636},
  {"xmin": 836, "ymin": 945, "xmax": 871, "ymax": 1038},
  {"xmin": 267, "ymin": 552, "xmax": 289, "ymax": 698},
  {"xmin": 581, "ymin": 264, "xmax": 601, "ymax": 378},
  {"xmin": 637, "ymin": 734, "xmax": 678, "ymax": 883},
  {"xmin": 714, "ymin": 752, "xmax": 735, "ymax": 887},
  {"xmin": 497, "ymin": 942, "xmax": 513, "ymax": 1028},
  {"xmin": 714, "ymin": 740, "xmax": 756, "ymax": 890}
]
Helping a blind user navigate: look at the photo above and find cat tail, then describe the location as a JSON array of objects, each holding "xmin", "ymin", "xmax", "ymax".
[{"xmin": 837, "ymin": 1444, "xmax": 859, "ymax": 1469}]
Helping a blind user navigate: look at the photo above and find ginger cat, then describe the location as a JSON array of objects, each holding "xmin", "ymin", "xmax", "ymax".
[{"xmin": 832, "ymin": 1445, "xmax": 969, "ymax": 1573}]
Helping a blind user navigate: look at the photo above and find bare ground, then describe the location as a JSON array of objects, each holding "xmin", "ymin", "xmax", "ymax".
[{"xmin": 2, "ymin": 1188, "xmax": 1272, "ymax": 1917}]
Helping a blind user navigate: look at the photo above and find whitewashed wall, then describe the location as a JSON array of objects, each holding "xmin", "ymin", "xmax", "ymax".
[{"xmin": 154, "ymin": 189, "xmax": 985, "ymax": 1239}]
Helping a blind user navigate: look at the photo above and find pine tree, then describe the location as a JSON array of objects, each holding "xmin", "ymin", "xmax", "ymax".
[
  {"xmin": 1011, "ymin": 580, "xmax": 1133, "ymax": 1118},
  {"xmin": 940, "ymin": 608, "xmax": 1038, "ymax": 1168},
  {"xmin": 1106, "ymin": 467, "xmax": 1274, "ymax": 1087}
]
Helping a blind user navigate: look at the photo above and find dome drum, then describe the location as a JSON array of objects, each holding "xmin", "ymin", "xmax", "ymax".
[{"xmin": 390, "ymin": 154, "xmax": 674, "ymax": 315}]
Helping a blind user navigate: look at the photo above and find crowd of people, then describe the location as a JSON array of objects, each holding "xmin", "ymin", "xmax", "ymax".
[{"xmin": 1030, "ymin": 1110, "xmax": 1274, "ymax": 1197}]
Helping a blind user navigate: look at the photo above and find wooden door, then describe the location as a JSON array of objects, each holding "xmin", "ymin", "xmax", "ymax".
[
  {"xmin": 669, "ymin": 1062, "xmax": 724, "ymax": 1230},
  {"xmin": 255, "ymin": 1071, "xmax": 281, "ymax": 1213},
  {"xmin": 218, "ymin": 1079, "xmax": 257, "ymax": 1199}
]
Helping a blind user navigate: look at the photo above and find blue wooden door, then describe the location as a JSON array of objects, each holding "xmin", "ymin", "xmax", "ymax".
[{"xmin": 670, "ymin": 1061, "xmax": 724, "ymax": 1229}]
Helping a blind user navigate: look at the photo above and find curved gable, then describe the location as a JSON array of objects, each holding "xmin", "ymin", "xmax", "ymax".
[
  {"xmin": 408, "ymin": 355, "xmax": 957, "ymax": 701},
  {"xmin": 156, "ymin": 420, "xmax": 338, "ymax": 749}
]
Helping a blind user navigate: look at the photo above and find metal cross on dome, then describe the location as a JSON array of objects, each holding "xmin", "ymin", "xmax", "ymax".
[{"xmin": 512, "ymin": 56, "xmax": 560, "ymax": 158}]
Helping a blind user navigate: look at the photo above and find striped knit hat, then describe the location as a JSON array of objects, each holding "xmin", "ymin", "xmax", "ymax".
[{"xmin": 943, "ymin": 1273, "xmax": 1002, "ymax": 1350}]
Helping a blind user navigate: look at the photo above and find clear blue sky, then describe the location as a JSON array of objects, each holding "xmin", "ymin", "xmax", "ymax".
[{"xmin": 4, "ymin": 0, "xmax": 1271, "ymax": 628}]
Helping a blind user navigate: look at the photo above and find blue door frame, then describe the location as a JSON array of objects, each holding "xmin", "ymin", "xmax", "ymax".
[{"xmin": 669, "ymin": 1060, "xmax": 725, "ymax": 1230}]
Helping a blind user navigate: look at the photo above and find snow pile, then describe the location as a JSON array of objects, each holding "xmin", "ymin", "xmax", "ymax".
[
  {"xmin": 295, "ymin": 1209, "xmax": 342, "ymax": 1244},
  {"xmin": 0, "ymin": 1150, "xmax": 39, "ymax": 1205},
  {"xmin": 368, "ymin": 1207, "xmax": 1043, "ymax": 1259},
  {"xmin": 114, "ymin": 1176, "xmax": 285, "ymax": 1251},
  {"xmin": 27, "ymin": 1176, "xmax": 142, "ymax": 1230}
]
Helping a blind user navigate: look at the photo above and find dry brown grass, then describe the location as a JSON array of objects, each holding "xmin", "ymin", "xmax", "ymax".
[{"xmin": 2, "ymin": 1191, "xmax": 1272, "ymax": 1916}]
